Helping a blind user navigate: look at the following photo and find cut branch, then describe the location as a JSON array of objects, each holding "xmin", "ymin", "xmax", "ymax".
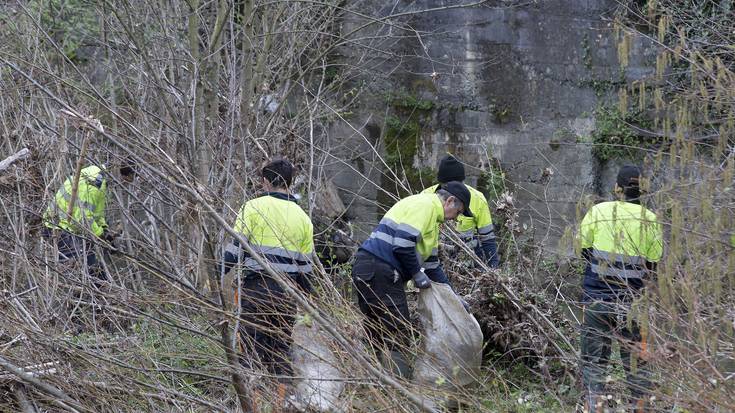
[{"xmin": 0, "ymin": 148, "xmax": 30, "ymax": 173}]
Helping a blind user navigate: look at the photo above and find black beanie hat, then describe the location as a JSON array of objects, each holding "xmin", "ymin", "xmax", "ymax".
[
  {"xmin": 437, "ymin": 155, "xmax": 465, "ymax": 183},
  {"xmin": 617, "ymin": 165, "xmax": 641, "ymax": 189},
  {"xmin": 617, "ymin": 165, "xmax": 642, "ymax": 202}
]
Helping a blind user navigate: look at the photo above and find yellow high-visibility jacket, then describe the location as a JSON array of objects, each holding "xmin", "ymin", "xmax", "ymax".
[
  {"xmin": 223, "ymin": 192, "xmax": 314, "ymax": 275},
  {"xmin": 360, "ymin": 193, "xmax": 449, "ymax": 283},
  {"xmin": 577, "ymin": 200, "xmax": 663, "ymax": 301},
  {"xmin": 44, "ymin": 165, "xmax": 108, "ymax": 237}
]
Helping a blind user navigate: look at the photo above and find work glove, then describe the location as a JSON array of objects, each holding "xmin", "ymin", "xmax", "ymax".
[{"xmin": 412, "ymin": 270, "xmax": 431, "ymax": 289}]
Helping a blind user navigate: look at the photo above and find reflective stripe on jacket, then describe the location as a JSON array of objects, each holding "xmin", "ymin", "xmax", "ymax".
[
  {"xmin": 422, "ymin": 183, "xmax": 499, "ymax": 267},
  {"xmin": 43, "ymin": 165, "xmax": 108, "ymax": 237},
  {"xmin": 577, "ymin": 200, "xmax": 663, "ymax": 301},
  {"xmin": 224, "ymin": 192, "xmax": 314, "ymax": 275},
  {"xmin": 360, "ymin": 193, "xmax": 449, "ymax": 283}
]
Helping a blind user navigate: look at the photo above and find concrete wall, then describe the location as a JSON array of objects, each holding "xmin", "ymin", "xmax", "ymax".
[{"xmin": 326, "ymin": 0, "xmax": 656, "ymax": 248}]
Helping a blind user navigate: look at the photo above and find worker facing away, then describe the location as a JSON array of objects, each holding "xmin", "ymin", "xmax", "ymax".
[
  {"xmin": 422, "ymin": 154, "xmax": 500, "ymax": 268},
  {"xmin": 42, "ymin": 162, "xmax": 135, "ymax": 283},
  {"xmin": 577, "ymin": 165, "xmax": 663, "ymax": 413},
  {"xmin": 352, "ymin": 181, "xmax": 472, "ymax": 378},
  {"xmin": 222, "ymin": 158, "xmax": 315, "ymax": 382}
]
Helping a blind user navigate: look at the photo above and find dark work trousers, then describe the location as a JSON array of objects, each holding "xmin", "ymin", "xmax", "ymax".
[
  {"xmin": 43, "ymin": 228, "xmax": 106, "ymax": 285},
  {"xmin": 580, "ymin": 301, "xmax": 651, "ymax": 399},
  {"xmin": 352, "ymin": 249, "xmax": 411, "ymax": 352},
  {"xmin": 238, "ymin": 272, "xmax": 306, "ymax": 380}
]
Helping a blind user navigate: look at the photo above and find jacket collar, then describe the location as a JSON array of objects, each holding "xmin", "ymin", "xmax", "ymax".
[
  {"xmin": 616, "ymin": 198, "xmax": 641, "ymax": 206},
  {"xmin": 258, "ymin": 191, "xmax": 299, "ymax": 203}
]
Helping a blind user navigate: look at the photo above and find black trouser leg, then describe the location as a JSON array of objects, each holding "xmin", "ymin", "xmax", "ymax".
[
  {"xmin": 56, "ymin": 231, "xmax": 106, "ymax": 286},
  {"xmin": 352, "ymin": 251, "xmax": 412, "ymax": 377},
  {"xmin": 57, "ymin": 230, "xmax": 81, "ymax": 261},
  {"xmin": 580, "ymin": 302, "xmax": 613, "ymax": 396},
  {"xmin": 618, "ymin": 311, "xmax": 651, "ymax": 400},
  {"xmin": 84, "ymin": 245, "xmax": 107, "ymax": 287},
  {"xmin": 581, "ymin": 301, "xmax": 651, "ymax": 404},
  {"xmin": 352, "ymin": 251, "xmax": 410, "ymax": 350},
  {"xmin": 239, "ymin": 273, "xmax": 297, "ymax": 378}
]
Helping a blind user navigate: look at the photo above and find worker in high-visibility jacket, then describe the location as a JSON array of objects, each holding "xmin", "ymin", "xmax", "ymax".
[
  {"xmin": 222, "ymin": 158, "xmax": 315, "ymax": 380},
  {"xmin": 422, "ymin": 155, "xmax": 499, "ymax": 267},
  {"xmin": 577, "ymin": 165, "xmax": 663, "ymax": 413},
  {"xmin": 43, "ymin": 163, "xmax": 134, "ymax": 280},
  {"xmin": 352, "ymin": 181, "xmax": 472, "ymax": 377}
]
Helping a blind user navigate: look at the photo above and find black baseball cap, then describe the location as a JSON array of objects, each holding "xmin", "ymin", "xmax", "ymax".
[
  {"xmin": 617, "ymin": 165, "xmax": 641, "ymax": 189},
  {"xmin": 440, "ymin": 181, "xmax": 473, "ymax": 217}
]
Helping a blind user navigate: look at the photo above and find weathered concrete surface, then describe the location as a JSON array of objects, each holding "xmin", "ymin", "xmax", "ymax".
[{"xmin": 326, "ymin": 0, "xmax": 655, "ymax": 249}]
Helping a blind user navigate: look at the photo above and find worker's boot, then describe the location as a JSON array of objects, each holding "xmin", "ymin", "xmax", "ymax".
[
  {"xmin": 583, "ymin": 393, "xmax": 605, "ymax": 413},
  {"xmin": 387, "ymin": 350, "xmax": 412, "ymax": 379}
]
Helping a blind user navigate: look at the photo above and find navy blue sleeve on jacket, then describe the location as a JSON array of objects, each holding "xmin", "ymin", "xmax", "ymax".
[
  {"xmin": 425, "ymin": 265, "xmax": 450, "ymax": 284},
  {"xmin": 475, "ymin": 236, "xmax": 500, "ymax": 267},
  {"xmin": 394, "ymin": 245, "xmax": 422, "ymax": 277},
  {"xmin": 581, "ymin": 247, "xmax": 593, "ymax": 263},
  {"xmin": 423, "ymin": 253, "xmax": 450, "ymax": 285},
  {"xmin": 220, "ymin": 239, "xmax": 241, "ymax": 275},
  {"xmin": 391, "ymin": 225, "xmax": 422, "ymax": 277},
  {"xmin": 644, "ymin": 260, "xmax": 657, "ymax": 279}
]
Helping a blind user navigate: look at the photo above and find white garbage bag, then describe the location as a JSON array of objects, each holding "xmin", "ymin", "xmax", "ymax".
[
  {"xmin": 414, "ymin": 282, "xmax": 483, "ymax": 388},
  {"xmin": 290, "ymin": 314, "xmax": 345, "ymax": 412}
]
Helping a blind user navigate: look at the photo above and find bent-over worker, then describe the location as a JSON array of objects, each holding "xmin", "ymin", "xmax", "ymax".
[{"xmin": 352, "ymin": 181, "xmax": 472, "ymax": 377}]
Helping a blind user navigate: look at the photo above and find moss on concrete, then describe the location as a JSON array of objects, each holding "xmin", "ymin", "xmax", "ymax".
[
  {"xmin": 589, "ymin": 105, "xmax": 656, "ymax": 162},
  {"xmin": 376, "ymin": 92, "xmax": 437, "ymax": 208},
  {"xmin": 386, "ymin": 89, "xmax": 436, "ymax": 112}
]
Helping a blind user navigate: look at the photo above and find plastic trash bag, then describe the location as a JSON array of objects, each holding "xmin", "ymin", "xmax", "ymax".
[
  {"xmin": 290, "ymin": 314, "xmax": 345, "ymax": 412},
  {"xmin": 414, "ymin": 282, "xmax": 483, "ymax": 388}
]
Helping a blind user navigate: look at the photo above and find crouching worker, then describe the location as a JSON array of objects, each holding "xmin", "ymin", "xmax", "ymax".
[
  {"xmin": 42, "ymin": 162, "xmax": 135, "ymax": 285},
  {"xmin": 221, "ymin": 158, "xmax": 315, "ymax": 390},
  {"xmin": 577, "ymin": 165, "xmax": 662, "ymax": 413},
  {"xmin": 352, "ymin": 181, "xmax": 472, "ymax": 378}
]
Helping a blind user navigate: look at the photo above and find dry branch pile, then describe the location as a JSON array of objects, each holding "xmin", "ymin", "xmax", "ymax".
[{"xmin": 441, "ymin": 194, "xmax": 575, "ymax": 364}]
